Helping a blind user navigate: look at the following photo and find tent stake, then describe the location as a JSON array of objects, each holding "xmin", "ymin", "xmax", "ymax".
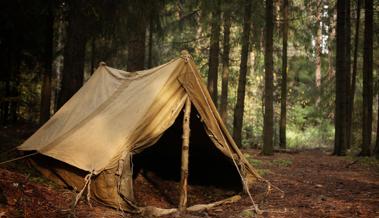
[{"xmin": 179, "ymin": 97, "xmax": 191, "ymax": 211}]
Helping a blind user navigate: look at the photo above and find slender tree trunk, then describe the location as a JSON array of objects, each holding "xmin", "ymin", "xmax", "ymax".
[
  {"xmin": 10, "ymin": 52, "xmax": 20, "ymax": 123},
  {"xmin": 345, "ymin": 0, "xmax": 352, "ymax": 149},
  {"xmin": 207, "ymin": 0, "xmax": 221, "ymax": 104},
  {"xmin": 349, "ymin": 0, "xmax": 361, "ymax": 149},
  {"xmin": 375, "ymin": 94, "xmax": 379, "ymax": 158},
  {"xmin": 334, "ymin": 0, "xmax": 347, "ymax": 156},
  {"xmin": 280, "ymin": 0, "xmax": 289, "ymax": 149},
  {"xmin": 40, "ymin": 1, "xmax": 54, "ymax": 124},
  {"xmin": 147, "ymin": 14, "xmax": 154, "ymax": 69},
  {"xmin": 220, "ymin": 9, "xmax": 231, "ymax": 124},
  {"xmin": 233, "ymin": 0, "xmax": 252, "ymax": 147},
  {"xmin": 90, "ymin": 37, "xmax": 96, "ymax": 75},
  {"xmin": 126, "ymin": 0, "xmax": 147, "ymax": 72},
  {"xmin": 328, "ymin": 6, "xmax": 336, "ymax": 80},
  {"xmin": 361, "ymin": 0, "xmax": 373, "ymax": 156},
  {"xmin": 315, "ymin": 1, "xmax": 322, "ymax": 91},
  {"xmin": 57, "ymin": 0, "xmax": 89, "ymax": 109},
  {"xmin": 263, "ymin": 0, "xmax": 274, "ymax": 155}
]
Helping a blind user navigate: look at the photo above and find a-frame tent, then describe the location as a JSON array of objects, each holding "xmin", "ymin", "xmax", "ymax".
[{"xmin": 18, "ymin": 51, "xmax": 261, "ymax": 213}]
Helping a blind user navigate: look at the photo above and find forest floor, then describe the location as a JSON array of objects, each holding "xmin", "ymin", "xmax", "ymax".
[{"xmin": 0, "ymin": 124, "xmax": 379, "ymax": 217}]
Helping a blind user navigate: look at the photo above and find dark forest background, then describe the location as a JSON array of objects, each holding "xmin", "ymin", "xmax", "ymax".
[{"xmin": 0, "ymin": 0, "xmax": 378, "ymax": 157}]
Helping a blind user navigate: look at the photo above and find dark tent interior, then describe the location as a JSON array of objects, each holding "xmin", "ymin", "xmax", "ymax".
[{"xmin": 133, "ymin": 105, "xmax": 242, "ymax": 192}]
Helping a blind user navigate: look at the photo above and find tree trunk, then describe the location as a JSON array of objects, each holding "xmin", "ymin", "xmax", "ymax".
[
  {"xmin": 90, "ymin": 37, "xmax": 96, "ymax": 75},
  {"xmin": 263, "ymin": 0, "xmax": 274, "ymax": 155},
  {"xmin": 361, "ymin": 0, "xmax": 373, "ymax": 156},
  {"xmin": 375, "ymin": 94, "xmax": 379, "ymax": 159},
  {"xmin": 207, "ymin": 0, "xmax": 221, "ymax": 104},
  {"xmin": 39, "ymin": 1, "xmax": 54, "ymax": 124},
  {"xmin": 328, "ymin": 6, "xmax": 336, "ymax": 80},
  {"xmin": 279, "ymin": 0, "xmax": 288, "ymax": 149},
  {"xmin": 220, "ymin": 9, "xmax": 231, "ymax": 124},
  {"xmin": 147, "ymin": 14, "xmax": 154, "ymax": 69},
  {"xmin": 315, "ymin": 1, "xmax": 322, "ymax": 91},
  {"xmin": 233, "ymin": 0, "xmax": 252, "ymax": 147},
  {"xmin": 348, "ymin": 0, "xmax": 361, "ymax": 149},
  {"xmin": 126, "ymin": 0, "xmax": 147, "ymax": 72},
  {"xmin": 334, "ymin": 0, "xmax": 347, "ymax": 156},
  {"xmin": 345, "ymin": 0, "xmax": 352, "ymax": 149},
  {"xmin": 57, "ymin": 0, "xmax": 89, "ymax": 109},
  {"xmin": 375, "ymin": 93, "xmax": 379, "ymax": 159}
]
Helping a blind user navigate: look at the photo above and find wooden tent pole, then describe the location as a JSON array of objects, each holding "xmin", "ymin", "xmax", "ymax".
[{"xmin": 179, "ymin": 97, "xmax": 191, "ymax": 211}]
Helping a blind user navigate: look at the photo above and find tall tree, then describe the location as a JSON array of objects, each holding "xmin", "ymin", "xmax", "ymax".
[
  {"xmin": 263, "ymin": 0, "xmax": 274, "ymax": 155},
  {"xmin": 280, "ymin": 0, "xmax": 289, "ymax": 149},
  {"xmin": 315, "ymin": 1, "xmax": 322, "ymax": 91},
  {"xmin": 345, "ymin": 0, "xmax": 352, "ymax": 149},
  {"xmin": 39, "ymin": 1, "xmax": 53, "ymax": 124},
  {"xmin": 328, "ymin": 5, "xmax": 336, "ymax": 80},
  {"xmin": 207, "ymin": 0, "xmax": 221, "ymax": 104},
  {"xmin": 57, "ymin": 0, "xmax": 90, "ymax": 109},
  {"xmin": 334, "ymin": 0, "xmax": 347, "ymax": 156},
  {"xmin": 349, "ymin": 0, "xmax": 361, "ymax": 149},
  {"xmin": 233, "ymin": 0, "xmax": 252, "ymax": 147},
  {"xmin": 147, "ymin": 14, "xmax": 154, "ymax": 69},
  {"xmin": 220, "ymin": 6, "xmax": 231, "ymax": 123},
  {"xmin": 376, "ymin": 94, "xmax": 379, "ymax": 159},
  {"xmin": 126, "ymin": 0, "xmax": 148, "ymax": 71},
  {"xmin": 361, "ymin": 0, "xmax": 373, "ymax": 156}
]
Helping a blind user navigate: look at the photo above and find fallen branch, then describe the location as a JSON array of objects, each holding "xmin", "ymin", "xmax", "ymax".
[
  {"xmin": 187, "ymin": 195, "xmax": 241, "ymax": 212},
  {"xmin": 141, "ymin": 206, "xmax": 178, "ymax": 217}
]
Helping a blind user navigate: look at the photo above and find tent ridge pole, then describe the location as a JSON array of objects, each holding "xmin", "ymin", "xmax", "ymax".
[{"xmin": 179, "ymin": 97, "xmax": 191, "ymax": 211}]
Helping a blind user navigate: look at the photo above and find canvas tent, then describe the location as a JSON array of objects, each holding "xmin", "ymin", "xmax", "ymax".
[{"xmin": 18, "ymin": 51, "xmax": 261, "ymax": 213}]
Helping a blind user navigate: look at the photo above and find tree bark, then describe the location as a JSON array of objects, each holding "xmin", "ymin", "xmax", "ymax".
[
  {"xmin": 57, "ymin": 0, "xmax": 89, "ymax": 109},
  {"xmin": 179, "ymin": 98, "xmax": 191, "ymax": 211},
  {"xmin": 147, "ymin": 14, "xmax": 154, "ymax": 69},
  {"xmin": 280, "ymin": 0, "xmax": 288, "ymax": 149},
  {"xmin": 126, "ymin": 0, "xmax": 147, "ymax": 72},
  {"xmin": 263, "ymin": 0, "xmax": 274, "ymax": 155},
  {"xmin": 345, "ymin": 0, "xmax": 352, "ymax": 149},
  {"xmin": 207, "ymin": 0, "xmax": 221, "ymax": 104},
  {"xmin": 375, "ymin": 94, "xmax": 379, "ymax": 159},
  {"xmin": 315, "ymin": 1, "xmax": 322, "ymax": 91},
  {"xmin": 375, "ymin": 93, "xmax": 379, "ymax": 159},
  {"xmin": 220, "ymin": 9, "xmax": 231, "ymax": 124},
  {"xmin": 90, "ymin": 37, "xmax": 96, "ymax": 75},
  {"xmin": 233, "ymin": 0, "xmax": 252, "ymax": 147},
  {"xmin": 348, "ymin": 0, "xmax": 361, "ymax": 149},
  {"xmin": 39, "ymin": 1, "xmax": 54, "ymax": 124},
  {"xmin": 328, "ymin": 6, "xmax": 336, "ymax": 80},
  {"xmin": 334, "ymin": 0, "xmax": 347, "ymax": 156},
  {"xmin": 361, "ymin": 0, "xmax": 373, "ymax": 156}
]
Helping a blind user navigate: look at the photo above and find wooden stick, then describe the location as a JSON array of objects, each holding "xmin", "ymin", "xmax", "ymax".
[
  {"xmin": 179, "ymin": 97, "xmax": 191, "ymax": 211},
  {"xmin": 186, "ymin": 195, "xmax": 241, "ymax": 212}
]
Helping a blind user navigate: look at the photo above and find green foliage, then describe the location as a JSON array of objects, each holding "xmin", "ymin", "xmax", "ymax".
[
  {"xmin": 271, "ymin": 159, "xmax": 293, "ymax": 167},
  {"xmin": 244, "ymin": 153, "xmax": 262, "ymax": 167},
  {"xmin": 345, "ymin": 156, "xmax": 379, "ymax": 171}
]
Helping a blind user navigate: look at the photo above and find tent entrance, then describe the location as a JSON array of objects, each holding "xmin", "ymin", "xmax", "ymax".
[{"xmin": 133, "ymin": 105, "xmax": 242, "ymax": 202}]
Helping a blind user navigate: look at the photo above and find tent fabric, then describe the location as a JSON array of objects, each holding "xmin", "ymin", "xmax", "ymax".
[
  {"xmin": 19, "ymin": 59, "xmax": 186, "ymax": 173},
  {"xmin": 18, "ymin": 52, "xmax": 260, "ymax": 211}
]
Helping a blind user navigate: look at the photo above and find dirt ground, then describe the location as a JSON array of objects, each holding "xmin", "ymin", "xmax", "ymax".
[{"xmin": 0, "ymin": 124, "xmax": 379, "ymax": 217}]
